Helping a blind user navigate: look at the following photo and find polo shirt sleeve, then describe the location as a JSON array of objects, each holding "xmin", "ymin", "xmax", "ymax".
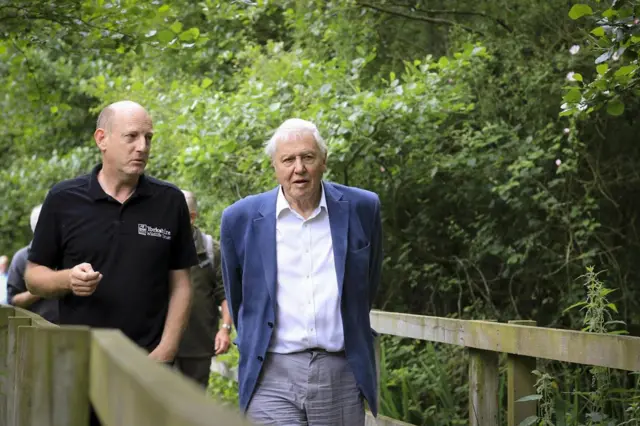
[
  {"xmin": 28, "ymin": 190, "xmax": 62, "ymax": 269},
  {"xmin": 169, "ymin": 194, "xmax": 198, "ymax": 270}
]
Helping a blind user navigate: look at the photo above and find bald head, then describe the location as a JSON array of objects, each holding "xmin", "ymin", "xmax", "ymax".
[
  {"xmin": 182, "ymin": 190, "xmax": 198, "ymax": 226},
  {"xmin": 96, "ymin": 101, "xmax": 149, "ymax": 134}
]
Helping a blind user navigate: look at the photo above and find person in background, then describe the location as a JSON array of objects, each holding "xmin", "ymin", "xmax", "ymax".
[
  {"xmin": 0, "ymin": 255, "xmax": 8, "ymax": 304},
  {"xmin": 7, "ymin": 204, "xmax": 59, "ymax": 322},
  {"xmin": 220, "ymin": 118, "xmax": 383, "ymax": 425},
  {"xmin": 175, "ymin": 190, "xmax": 233, "ymax": 388}
]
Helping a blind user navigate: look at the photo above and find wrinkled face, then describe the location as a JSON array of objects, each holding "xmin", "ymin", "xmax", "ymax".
[
  {"xmin": 272, "ymin": 131, "xmax": 326, "ymax": 203},
  {"xmin": 96, "ymin": 107, "xmax": 153, "ymax": 177}
]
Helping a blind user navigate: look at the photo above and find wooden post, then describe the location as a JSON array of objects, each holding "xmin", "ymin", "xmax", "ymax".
[
  {"xmin": 0, "ymin": 306, "xmax": 15, "ymax": 421},
  {"xmin": 468, "ymin": 348, "xmax": 499, "ymax": 426},
  {"xmin": 14, "ymin": 326, "xmax": 36, "ymax": 426},
  {"xmin": 507, "ymin": 320, "xmax": 538, "ymax": 426},
  {"xmin": 7, "ymin": 316, "xmax": 32, "ymax": 425},
  {"xmin": 49, "ymin": 327, "xmax": 91, "ymax": 426},
  {"xmin": 30, "ymin": 327, "xmax": 54, "ymax": 426}
]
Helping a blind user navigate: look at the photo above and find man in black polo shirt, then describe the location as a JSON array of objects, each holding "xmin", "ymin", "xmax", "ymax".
[{"xmin": 25, "ymin": 100, "xmax": 197, "ymax": 364}]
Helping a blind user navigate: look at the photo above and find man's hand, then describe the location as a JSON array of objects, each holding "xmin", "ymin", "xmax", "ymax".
[
  {"xmin": 148, "ymin": 343, "xmax": 176, "ymax": 363},
  {"xmin": 214, "ymin": 328, "xmax": 231, "ymax": 355},
  {"xmin": 69, "ymin": 263, "xmax": 102, "ymax": 296}
]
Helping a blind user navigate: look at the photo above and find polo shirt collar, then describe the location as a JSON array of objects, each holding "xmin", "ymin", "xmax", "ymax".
[{"xmin": 88, "ymin": 163, "xmax": 153, "ymax": 201}]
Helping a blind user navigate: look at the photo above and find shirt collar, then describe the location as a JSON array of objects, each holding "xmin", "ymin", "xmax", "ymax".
[
  {"xmin": 88, "ymin": 163, "xmax": 153, "ymax": 201},
  {"xmin": 276, "ymin": 182, "xmax": 327, "ymax": 218}
]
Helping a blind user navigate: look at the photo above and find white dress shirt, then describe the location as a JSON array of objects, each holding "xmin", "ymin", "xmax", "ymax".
[{"xmin": 268, "ymin": 184, "xmax": 345, "ymax": 353}]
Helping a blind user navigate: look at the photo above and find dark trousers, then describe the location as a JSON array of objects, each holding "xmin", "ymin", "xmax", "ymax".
[{"xmin": 174, "ymin": 356, "xmax": 212, "ymax": 388}]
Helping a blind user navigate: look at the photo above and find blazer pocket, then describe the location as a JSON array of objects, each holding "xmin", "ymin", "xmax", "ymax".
[{"xmin": 349, "ymin": 241, "xmax": 371, "ymax": 255}]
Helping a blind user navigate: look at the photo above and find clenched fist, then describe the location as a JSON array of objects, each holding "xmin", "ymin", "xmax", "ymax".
[{"xmin": 69, "ymin": 263, "xmax": 103, "ymax": 296}]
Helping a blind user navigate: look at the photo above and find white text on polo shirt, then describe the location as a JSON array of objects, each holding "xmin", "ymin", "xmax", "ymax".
[{"xmin": 138, "ymin": 224, "xmax": 171, "ymax": 240}]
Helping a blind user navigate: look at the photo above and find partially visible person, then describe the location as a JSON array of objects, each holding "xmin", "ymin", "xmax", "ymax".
[
  {"xmin": 0, "ymin": 255, "xmax": 8, "ymax": 304},
  {"xmin": 174, "ymin": 190, "xmax": 233, "ymax": 388},
  {"xmin": 7, "ymin": 204, "xmax": 59, "ymax": 323}
]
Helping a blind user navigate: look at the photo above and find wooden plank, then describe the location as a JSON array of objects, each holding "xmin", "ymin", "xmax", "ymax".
[
  {"xmin": 7, "ymin": 316, "xmax": 32, "ymax": 425},
  {"xmin": 14, "ymin": 326, "xmax": 36, "ymax": 426},
  {"xmin": 365, "ymin": 411, "xmax": 416, "ymax": 426},
  {"xmin": 507, "ymin": 320, "xmax": 537, "ymax": 426},
  {"xmin": 49, "ymin": 327, "xmax": 91, "ymax": 426},
  {"xmin": 30, "ymin": 327, "xmax": 53, "ymax": 426},
  {"xmin": 468, "ymin": 348, "xmax": 499, "ymax": 426},
  {"xmin": 90, "ymin": 329, "xmax": 252, "ymax": 426},
  {"xmin": 369, "ymin": 310, "xmax": 640, "ymax": 371},
  {"xmin": 0, "ymin": 305, "xmax": 15, "ymax": 422}
]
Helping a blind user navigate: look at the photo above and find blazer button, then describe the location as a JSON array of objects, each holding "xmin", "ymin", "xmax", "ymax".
[
  {"xmin": 267, "ymin": 322, "xmax": 273, "ymax": 328},
  {"xmin": 257, "ymin": 356, "xmax": 264, "ymax": 362}
]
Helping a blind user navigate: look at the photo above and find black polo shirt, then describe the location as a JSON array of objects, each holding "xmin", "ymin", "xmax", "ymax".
[{"xmin": 28, "ymin": 164, "xmax": 198, "ymax": 351}]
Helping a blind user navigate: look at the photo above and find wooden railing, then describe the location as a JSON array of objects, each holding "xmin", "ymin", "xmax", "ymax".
[
  {"xmin": 0, "ymin": 305, "xmax": 251, "ymax": 426},
  {"xmin": 4, "ymin": 303, "xmax": 639, "ymax": 426},
  {"xmin": 211, "ymin": 310, "xmax": 640, "ymax": 426}
]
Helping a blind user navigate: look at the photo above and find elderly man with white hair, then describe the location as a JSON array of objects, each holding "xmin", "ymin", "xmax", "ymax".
[
  {"xmin": 7, "ymin": 204, "xmax": 59, "ymax": 322},
  {"xmin": 220, "ymin": 118, "xmax": 383, "ymax": 425}
]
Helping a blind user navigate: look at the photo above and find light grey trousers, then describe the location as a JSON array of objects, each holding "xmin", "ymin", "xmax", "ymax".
[{"xmin": 246, "ymin": 350, "xmax": 365, "ymax": 426}]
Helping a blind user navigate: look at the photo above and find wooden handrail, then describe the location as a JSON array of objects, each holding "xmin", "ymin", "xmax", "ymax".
[
  {"xmin": 369, "ymin": 310, "xmax": 640, "ymax": 371},
  {"xmin": 0, "ymin": 305, "xmax": 251, "ymax": 426}
]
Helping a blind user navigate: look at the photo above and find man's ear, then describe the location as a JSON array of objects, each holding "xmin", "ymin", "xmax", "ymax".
[{"xmin": 94, "ymin": 128, "xmax": 107, "ymax": 152}]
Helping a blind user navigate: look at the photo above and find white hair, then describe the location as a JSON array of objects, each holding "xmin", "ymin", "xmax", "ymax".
[
  {"xmin": 30, "ymin": 204, "xmax": 42, "ymax": 233},
  {"xmin": 264, "ymin": 118, "xmax": 328, "ymax": 158},
  {"xmin": 181, "ymin": 190, "xmax": 197, "ymax": 214}
]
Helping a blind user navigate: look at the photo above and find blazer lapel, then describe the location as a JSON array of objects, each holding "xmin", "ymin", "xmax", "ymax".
[
  {"xmin": 253, "ymin": 188, "xmax": 279, "ymax": 312},
  {"xmin": 325, "ymin": 182, "xmax": 349, "ymax": 297}
]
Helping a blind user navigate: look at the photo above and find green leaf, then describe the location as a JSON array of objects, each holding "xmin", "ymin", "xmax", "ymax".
[
  {"xmin": 606, "ymin": 303, "xmax": 618, "ymax": 313},
  {"xmin": 572, "ymin": 73, "xmax": 583, "ymax": 82},
  {"xmin": 563, "ymin": 300, "xmax": 587, "ymax": 314},
  {"xmin": 591, "ymin": 26, "xmax": 605, "ymax": 37},
  {"xmin": 563, "ymin": 88, "xmax": 582, "ymax": 103},
  {"xmin": 606, "ymin": 98, "xmax": 624, "ymax": 116},
  {"xmin": 568, "ymin": 4, "xmax": 594, "ymax": 19},
  {"xmin": 179, "ymin": 27, "xmax": 200, "ymax": 42},
  {"xmin": 157, "ymin": 30, "xmax": 175, "ymax": 44},
  {"xmin": 0, "ymin": 44, "xmax": 6, "ymax": 55},
  {"xmin": 518, "ymin": 415, "xmax": 539, "ymax": 426},
  {"xmin": 438, "ymin": 56, "xmax": 449, "ymax": 67},
  {"xmin": 50, "ymin": 106, "xmax": 58, "ymax": 114},
  {"xmin": 615, "ymin": 65, "xmax": 637, "ymax": 77},
  {"xmin": 201, "ymin": 78, "xmax": 213, "ymax": 89},
  {"xmin": 596, "ymin": 63, "xmax": 609, "ymax": 75},
  {"xmin": 516, "ymin": 394, "xmax": 543, "ymax": 402},
  {"xmin": 170, "ymin": 21, "xmax": 183, "ymax": 34},
  {"xmin": 269, "ymin": 102, "xmax": 281, "ymax": 112}
]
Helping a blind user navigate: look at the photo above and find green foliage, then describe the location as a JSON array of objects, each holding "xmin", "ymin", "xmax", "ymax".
[
  {"xmin": 3, "ymin": 1, "xmax": 640, "ymax": 425},
  {"xmin": 562, "ymin": 0, "xmax": 640, "ymax": 118}
]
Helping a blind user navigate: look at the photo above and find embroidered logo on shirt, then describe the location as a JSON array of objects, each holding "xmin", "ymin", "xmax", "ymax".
[{"xmin": 138, "ymin": 224, "xmax": 171, "ymax": 240}]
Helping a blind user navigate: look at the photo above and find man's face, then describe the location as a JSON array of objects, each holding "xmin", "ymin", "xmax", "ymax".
[
  {"xmin": 99, "ymin": 107, "xmax": 153, "ymax": 177},
  {"xmin": 272, "ymin": 131, "xmax": 326, "ymax": 202},
  {"xmin": 0, "ymin": 258, "xmax": 7, "ymax": 274}
]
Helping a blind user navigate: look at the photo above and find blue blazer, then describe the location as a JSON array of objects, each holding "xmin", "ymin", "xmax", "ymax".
[{"xmin": 220, "ymin": 181, "xmax": 383, "ymax": 416}]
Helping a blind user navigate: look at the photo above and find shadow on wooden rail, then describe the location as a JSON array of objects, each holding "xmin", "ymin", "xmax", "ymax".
[{"xmin": 0, "ymin": 305, "xmax": 252, "ymax": 426}]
